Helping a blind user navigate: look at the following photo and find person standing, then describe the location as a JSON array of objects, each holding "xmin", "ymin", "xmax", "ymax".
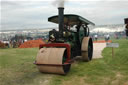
[
  {"xmin": 107, "ymin": 34, "xmax": 110, "ymax": 41},
  {"xmin": 94, "ymin": 34, "xmax": 98, "ymax": 41},
  {"xmin": 125, "ymin": 24, "xmax": 128, "ymax": 37},
  {"xmin": 104, "ymin": 34, "xmax": 110, "ymax": 42},
  {"xmin": 124, "ymin": 18, "xmax": 128, "ymax": 38}
]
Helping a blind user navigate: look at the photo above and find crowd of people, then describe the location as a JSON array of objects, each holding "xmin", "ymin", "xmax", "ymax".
[{"xmin": 0, "ymin": 40, "xmax": 24, "ymax": 48}]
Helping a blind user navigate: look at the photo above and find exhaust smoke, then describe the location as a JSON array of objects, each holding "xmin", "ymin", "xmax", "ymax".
[
  {"xmin": 52, "ymin": 0, "xmax": 68, "ymax": 35},
  {"xmin": 53, "ymin": 0, "xmax": 67, "ymax": 7}
]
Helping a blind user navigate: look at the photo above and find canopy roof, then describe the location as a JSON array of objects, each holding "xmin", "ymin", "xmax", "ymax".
[{"xmin": 48, "ymin": 14, "xmax": 95, "ymax": 26}]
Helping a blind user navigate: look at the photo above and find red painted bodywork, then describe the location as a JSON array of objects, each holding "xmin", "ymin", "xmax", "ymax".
[{"xmin": 39, "ymin": 43, "xmax": 71, "ymax": 63}]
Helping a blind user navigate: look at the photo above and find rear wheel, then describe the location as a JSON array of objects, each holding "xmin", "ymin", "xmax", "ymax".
[{"xmin": 81, "ymin": 37, "xmax": 93, "ymax": 61}]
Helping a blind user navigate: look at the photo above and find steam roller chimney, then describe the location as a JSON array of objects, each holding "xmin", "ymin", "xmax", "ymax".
[{"xmin": 58, "ymin": 7, "xmax": 64, "ymax": 34}]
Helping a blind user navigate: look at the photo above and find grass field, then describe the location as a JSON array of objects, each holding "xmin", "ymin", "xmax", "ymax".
[{"xmin": 0, "ymin": 39, "xmax": 128, "ymax": 85}]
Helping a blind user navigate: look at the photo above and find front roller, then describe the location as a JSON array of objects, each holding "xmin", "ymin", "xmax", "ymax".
[
  {"xmin": 81, "ymin": 37, "xmax": 93, "ymax": 61},
  {"xmin": 35, "ymin": 47, "xmax": 71, "ymax": 74}
]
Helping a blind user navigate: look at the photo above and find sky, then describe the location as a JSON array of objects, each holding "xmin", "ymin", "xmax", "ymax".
[{"xmin": 0, "ymin": 0, "xmax": 128, "ymax": 30}]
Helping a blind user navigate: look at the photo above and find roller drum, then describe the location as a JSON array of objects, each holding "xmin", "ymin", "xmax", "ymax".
[{"xmin": 36, "ymin": 48, "xmax": 71, "ymax": 74}]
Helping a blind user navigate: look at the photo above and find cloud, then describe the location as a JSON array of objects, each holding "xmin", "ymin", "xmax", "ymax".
[
  {"xmin": 1, "ymin": 0, "xmax": 128, "ymax": 30},
  {"xmin": 1, "ymin": 1, "xmax": 58, "ymax": 30},
  {"xmin": 65, "ymin": 1, "xmax": 128, "ymax": 24}
]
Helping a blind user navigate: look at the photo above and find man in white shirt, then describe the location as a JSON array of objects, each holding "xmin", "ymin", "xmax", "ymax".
[
  {"xmin": 94, "ymin": 34, "xmax": 98, "ymax": 41},
  {"xmin": 105, "ymin": 34, "xmax": 110, "ymax": 41}
]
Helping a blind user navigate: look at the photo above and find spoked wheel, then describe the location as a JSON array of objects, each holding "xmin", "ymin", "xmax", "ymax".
[{"xmin": 81, "ymin": 37, "xmax": 93, "ymax": 61}]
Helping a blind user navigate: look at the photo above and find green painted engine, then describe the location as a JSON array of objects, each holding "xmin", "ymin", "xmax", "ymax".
[
  {"xmin": 35, "ymin": 7, "xmax": 95, "ymax": 75},
  {"xmin": 48, "ymin": 14, "xmax": 94, "ymax": 58}
]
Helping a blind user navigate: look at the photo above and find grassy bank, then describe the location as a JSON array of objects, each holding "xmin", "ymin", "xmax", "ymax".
[
  {"xmin": 50, "ymin": 39, "xmax": 128, "ymax": 85},
  {"xmin": 0, "ymin": 39, "xmax": 128, "ymax": 85},
  {"xmin": 0, "ymin": 48, "xmax": 53, "ymax": 85}
]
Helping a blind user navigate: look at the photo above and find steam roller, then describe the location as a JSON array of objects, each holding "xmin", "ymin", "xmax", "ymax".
[{"xmin": 35, "ymin": 7, "xmax": 95, "ymax": 74}]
